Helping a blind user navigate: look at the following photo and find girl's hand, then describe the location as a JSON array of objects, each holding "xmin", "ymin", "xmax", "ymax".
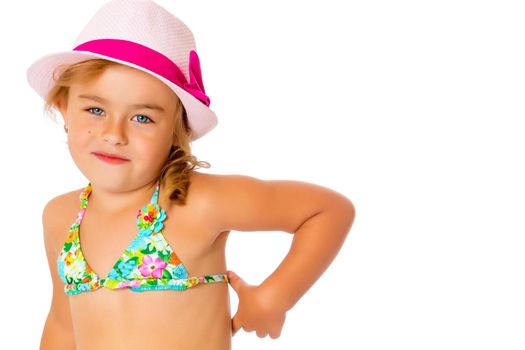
[{"xmin": 227, "ymin": 270, "xmax": 287, "ymax": 339}]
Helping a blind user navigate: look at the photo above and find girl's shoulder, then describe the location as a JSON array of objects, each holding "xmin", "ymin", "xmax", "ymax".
[
  {"xmin": 171, "ymin": 171, "xmax": 247, "ymax": 241},
  {"xmin": 183, "ymin": 170, "xmax": 245, "ymax": 208},
  {"xmin": 43, "ymin": 186, "xmax": 85, "ymax": 223},
  {"xmin": 182, "ymin": 171, "xmax": 272, "ymax": 235},
  {"xmin": 42, "ymin": 186, "xmax": 86, "ymax": 255}
]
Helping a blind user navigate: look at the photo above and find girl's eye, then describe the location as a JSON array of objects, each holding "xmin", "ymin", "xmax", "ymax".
[
  {"xmin": 132, "ymin": 115, "xmax": 153, "ymax": 124},
  {"xmin": 86, "ymin": 107, "xmax": 104, "ymax": 116},
  {"xmin": 85, "ymin": 108, "xmax": 153, "ymax": 124}
]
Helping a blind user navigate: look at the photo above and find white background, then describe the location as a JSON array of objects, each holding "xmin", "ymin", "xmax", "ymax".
[{"xmin": 1, "ymin": 0, "xmax": 524, "ymax": 349}]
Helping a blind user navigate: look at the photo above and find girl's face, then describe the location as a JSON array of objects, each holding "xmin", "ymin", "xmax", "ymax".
[{"xmin": 58, "ymin": 65, "xmax": 179, "ymax": 190}]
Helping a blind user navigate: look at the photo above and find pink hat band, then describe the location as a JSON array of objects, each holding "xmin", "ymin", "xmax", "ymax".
[{"xmin": 73, "ymin": 38, "xmax": 210, "ymax": 107}]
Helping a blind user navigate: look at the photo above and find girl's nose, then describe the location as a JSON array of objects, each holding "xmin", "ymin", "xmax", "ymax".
[{"xmin": 101, "ymin": 119, "xmax": 128, "ymax": 145}]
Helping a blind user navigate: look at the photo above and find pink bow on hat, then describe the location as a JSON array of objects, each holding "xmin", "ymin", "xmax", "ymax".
[
  {"xmin": 183, "ymin": 50, "xmax": 210, "ymax": 107},
  {"xmin": 73, "ymin": 39, "xmax": 211, "ymax": 107}
]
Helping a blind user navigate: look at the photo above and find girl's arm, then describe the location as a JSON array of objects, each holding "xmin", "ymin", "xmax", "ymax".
[
  {"xmin": 258, "ymin": 195, "xmax": 354, "ymax": 311},
  {"xmin": 211, "ymin": 174, "xmax": 355, "ymax": 335},
  {"xmin": 40, "ymin": 197, "xmax": 76, "ymax": 350}
]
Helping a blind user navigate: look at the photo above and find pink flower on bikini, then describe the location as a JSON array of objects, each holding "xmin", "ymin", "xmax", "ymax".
[
  {"xmin": 117, "ymin": 280, "xmax": 141, "ymax": 288},
  {"xmin": 138, "ymin": 254, "xmax": 167, "ymax": 278}
]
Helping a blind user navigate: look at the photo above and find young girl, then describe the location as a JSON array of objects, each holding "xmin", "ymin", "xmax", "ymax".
[{"xmin": 27, "ymin": 0, "xmax": 355, "ymax": 349}]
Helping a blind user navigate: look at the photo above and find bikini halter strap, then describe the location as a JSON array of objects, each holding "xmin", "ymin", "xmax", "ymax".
[
  {"xmin": 150, "ymin": 179, "xmax": 160, "ymax": 205},
  {"xmin": 75, "ymin": 179, "xmax": 166, "ymax": 230},
  {"xmin": 77, "ymin": 179, "xmax": 160, "ymax": 223}
]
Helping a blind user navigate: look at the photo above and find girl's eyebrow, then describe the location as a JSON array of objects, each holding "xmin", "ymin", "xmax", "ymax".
[{"xmin": 77, "ymin": 94, "xmax": 165, "ymax": 112}]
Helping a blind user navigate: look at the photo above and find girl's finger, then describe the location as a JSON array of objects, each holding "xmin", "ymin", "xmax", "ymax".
[{"xmin": 231, "ymin": 313, "xmax": 241, "ymax": 336}]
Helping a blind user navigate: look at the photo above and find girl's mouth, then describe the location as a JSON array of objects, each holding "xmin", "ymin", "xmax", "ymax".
[{"xmin": 92, "ymin": 152, "xmax": 130, "ymax": 164}]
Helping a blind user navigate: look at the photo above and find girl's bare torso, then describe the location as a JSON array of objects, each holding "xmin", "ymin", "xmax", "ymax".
[{"xmin": 53, "ymin": 172, "xmax": 232, "ymax": 349}]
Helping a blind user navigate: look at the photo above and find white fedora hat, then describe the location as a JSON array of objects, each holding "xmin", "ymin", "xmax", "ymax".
[{"xmin": 26, "ymin": 0, "xmax": 217, "ymax": 141}]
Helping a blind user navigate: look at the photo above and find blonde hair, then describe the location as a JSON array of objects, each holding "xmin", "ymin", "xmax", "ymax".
[{"xmin": 43, "ymin": 59, "xmax": 211, "ymax": 206}]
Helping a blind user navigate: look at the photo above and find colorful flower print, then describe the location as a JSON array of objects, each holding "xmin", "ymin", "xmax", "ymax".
[
  {"xmin": 57, "ymin": 180, "xmax": 230, "ymax": 295},
  {"xmin": 64, "ymin": 252, "xmax": 75, "ymax": 266},
  {"xmin": 108, "ymin": 269, "xmax": 122, "ymax": 280},
  {"xmin": 172, "ymin": 264, "xmax": 188, "ymax": 279},
  {"xmin": 65, "ymin": 231, "xmax": 74, "ymax": 244},
  {"xmin": 136, "ymin": 203, "xmax": 166, "ymax": 235},
  {"xmin": 117, "ymin": 280, "xmax": 140, "ymax": 288},
  {"xmin": 117, "ymin": 258, "xmax": 138, "ymax": 277},
  {"xmin": 57, "ymin": 259, "xmax": 66, "ymax": 282},
  {"xmin": 129, "ymin": 236, "xmax": 148, "ymax": 251},
  {"xmin": 70, "ymin": 259, "xmax": 87, "ymax": 280},
  {"xmin": 138, "ymin": 254, "xmax": 167, "ymax": 278},
  {"xmin": 147, "ymin": 232, "xmax": 169, "ymax": 253}
]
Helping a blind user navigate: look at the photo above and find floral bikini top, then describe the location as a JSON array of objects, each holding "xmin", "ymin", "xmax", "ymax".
[{"xmin": 57, "ymin": 180, "xmax": 229, "ymax": 295}]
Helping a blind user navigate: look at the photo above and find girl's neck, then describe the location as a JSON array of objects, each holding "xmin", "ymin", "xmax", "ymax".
[{"xmin": 86, "ymin": 180, "xmax": 158, "ymax": 215}]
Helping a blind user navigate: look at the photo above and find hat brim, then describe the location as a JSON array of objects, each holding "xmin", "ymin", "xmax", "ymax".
[{"xmin": 26, "ymin": 50, "xmax": 218, "ymax": 141}]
